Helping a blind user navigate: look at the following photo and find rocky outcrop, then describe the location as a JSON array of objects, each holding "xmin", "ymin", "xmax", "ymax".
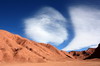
[
  {"xmin": 85, "ymin": 44, "xmax": 100, "ymax": 59},
  {"xmin": 69, "ymin": 48, "xmax": 95, "ymax": 60}
]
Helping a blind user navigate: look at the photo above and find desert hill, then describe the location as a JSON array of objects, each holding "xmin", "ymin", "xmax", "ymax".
[
  {"xmin": 85, "ymin": 44, "xmax": 100, "ymax": 59},
  {"xmin": 0, "ymin": 29, "xmax": 100, "ymax": 63},
  {"xmin": 69, "ymin": 48, "xmax": 95, "ymax": 60},
  {"xmin": 69, "ymin": 44, "xmax": 100, "ymax": 60},
  {"xmin": 0, "ymin": 30, "xmax": 74, "ymax": 62}
]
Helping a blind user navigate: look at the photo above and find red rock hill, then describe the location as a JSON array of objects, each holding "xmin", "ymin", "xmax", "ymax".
[
  {"xmin": 69, "ymin": 44, "xmax": 100, "ymax": 60},
  {"xmin": 85, "ymin": 44, "xmax": 100, "ymax": 59},
  {"xmin": 0, "ymin": 30, "xmax": 74, "ymax": 62}
]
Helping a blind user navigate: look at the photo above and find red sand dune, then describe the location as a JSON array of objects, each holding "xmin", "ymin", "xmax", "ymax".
[{"xmin": 0, "ymin": 30, "xmax": 74, "ymax": 63}]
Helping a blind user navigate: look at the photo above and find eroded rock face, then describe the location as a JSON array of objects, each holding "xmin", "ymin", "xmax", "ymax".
[
  {"xmin": 69, "ymin": 44, "xmax": 100, "ymax": 60},
  {"xmin": 69, "ymin": 48, "xmax": 95, "ymax": 60},
  {"xmin": 0, "ymin": 30, "xmax": 73, "ymax": 62},
  {"xmin": 86, "ymin": 44, "xmax": 100, "ymax": 59}
]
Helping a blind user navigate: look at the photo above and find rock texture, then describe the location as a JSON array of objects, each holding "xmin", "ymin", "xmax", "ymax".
[
  {"xmin": 69, "ymin": 48, "xmax": 95, "ymax": 60},
  {"xmin": 69, "ymin": 44, "xmax": 100, "ymax": 60},
  {"xmin": 86, "ymin": 44, "xmax": 100, "ymax": 59},
  {"xmin": 0, "ymin": 30, "xmax": 74, "ymax": 62}
]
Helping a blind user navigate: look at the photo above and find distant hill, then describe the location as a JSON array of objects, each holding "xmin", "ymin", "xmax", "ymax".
[
  {"xmin": 69, "ymin": 44, "xmax": 100, "ymax": 60},
  {"xmin": 85, "ymin": 44, "xmax": 100, "ymax": 59}
]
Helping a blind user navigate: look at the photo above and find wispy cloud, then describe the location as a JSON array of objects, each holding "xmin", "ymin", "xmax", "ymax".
[
  {"xmin": 24, "ymin": 7, "xmax": 68, "ymax": 45},
  {"xmin": 63, "ymin": 6, "xmax": 100, "ymax": 51}
]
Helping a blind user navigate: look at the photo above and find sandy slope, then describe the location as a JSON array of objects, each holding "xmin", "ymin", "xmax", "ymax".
[{"xmin": 0, "ymin": 60, "xmax": 100, "ymax": 66}]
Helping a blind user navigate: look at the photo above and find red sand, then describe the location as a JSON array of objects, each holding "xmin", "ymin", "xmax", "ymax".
[{"xmin": 0, "ymin": 60, "xmax": 100, "ymax": 66}]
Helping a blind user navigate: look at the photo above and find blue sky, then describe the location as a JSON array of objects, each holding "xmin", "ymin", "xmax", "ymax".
[{"xmin": 0, "ymin": 0, "xmax": 100, "ymax": 51}]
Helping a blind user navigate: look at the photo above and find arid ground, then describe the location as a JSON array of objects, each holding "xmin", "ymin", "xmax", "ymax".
[{"xmin": 0, "ymin": 60, "xmax": 100, "ymax": 66}]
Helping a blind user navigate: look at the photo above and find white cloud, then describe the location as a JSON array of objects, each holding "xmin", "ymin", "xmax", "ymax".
[
  {"xmin": 24, "ymin": 7, "xmax": 68, "ymax": 46},
  {"xmin": 63, "ymin": 6, "xmax": 100, "ymax": 51}
]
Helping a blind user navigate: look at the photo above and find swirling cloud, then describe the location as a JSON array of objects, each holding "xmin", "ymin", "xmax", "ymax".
[
  {"xmin": 63, "ymin": 6, "xmax": 100, "ymax": 51},
  {"xmin": 24, "ymin": 7, "xmax": 68, "ymax": 45}
]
